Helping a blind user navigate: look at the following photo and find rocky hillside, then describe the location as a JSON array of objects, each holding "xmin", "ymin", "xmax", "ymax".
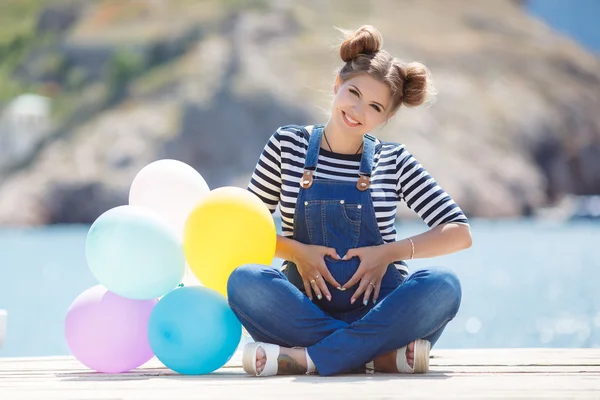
[{"xmin": 0, "ymin": 0, "xmax": 599, "ymax": 225}]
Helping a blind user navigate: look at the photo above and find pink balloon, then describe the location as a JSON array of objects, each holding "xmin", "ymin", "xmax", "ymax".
[{"xmin": 65, "ymin": 285, "xmax": 157, "ymax": 373}]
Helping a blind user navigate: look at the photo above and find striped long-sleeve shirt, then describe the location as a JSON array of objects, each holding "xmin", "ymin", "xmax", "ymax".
[{"xmin": 248, "ymin": 125, "xmax": 469, "ymax": 274}]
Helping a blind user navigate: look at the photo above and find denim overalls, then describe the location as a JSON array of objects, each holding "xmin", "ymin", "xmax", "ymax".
[
  {"xmin": 227, "ymin": 125, "xmax": 462, "ymax": 376},
  {"xmin": 284, "ymin": 124, "xmax": 404, "ymax": 321}
]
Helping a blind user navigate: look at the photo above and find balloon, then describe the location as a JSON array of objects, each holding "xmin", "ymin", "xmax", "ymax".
[
  {"xmin": 129, "ymin": 159, "xmax": 210, "ymax": 239},
  {"xmin": 86, "ymin": 205, "xmax": 186, "ymax": 300},
  {"xmin": 148, "ymin": 286, "xmax": 242, "ymax": 375},
  {"xmin": 64, "ymin": 285, "xmax": 157, "ymax": 373},
  {"xmin": 181, "ymin": 267, "xmax": 202, "ymax": 287},
  {"xmin": 183, "ymin": 187, "xmax": 276, "ymax": 296}
]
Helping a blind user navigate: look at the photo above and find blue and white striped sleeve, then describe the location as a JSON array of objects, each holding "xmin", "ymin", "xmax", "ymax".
[
  {"xmin": 247, "ymin": 129, "xmax": 283, "ymax": 214},
  {"xmin": 396, "ymin": 146, "xmax": 469, "ymax": 227}
]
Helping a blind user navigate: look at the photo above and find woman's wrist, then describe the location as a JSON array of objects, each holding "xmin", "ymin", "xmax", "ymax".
[
  {"xmin": 384, "ymin": 238, "xmax": 414, "ymax": 262},
  {"xmin": 276, "ymin": 235, "xmax": 303, "ymax": 263},
  {"xmin": 288, "ymin": 239, "xmax": 303, "ymax": 264}
]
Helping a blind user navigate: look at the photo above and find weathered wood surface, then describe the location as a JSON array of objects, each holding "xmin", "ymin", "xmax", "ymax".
[{"xmin": 1, "ymin": 348, "xmax": 599, "ymax": 399}]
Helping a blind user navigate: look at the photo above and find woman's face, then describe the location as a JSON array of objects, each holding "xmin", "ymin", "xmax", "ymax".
[{"xmin": 331, "ymin": 73, "xmax": 393, "ymax": 136}]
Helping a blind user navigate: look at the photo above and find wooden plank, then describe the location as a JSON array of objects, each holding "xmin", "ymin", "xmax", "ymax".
[
  {"xmin": 432, "ymin": 348, "xmax": 600, "ymax": 366},
  {"xmin": 1, "ymin": 349, "xmax": 599, "ymax": 399}
]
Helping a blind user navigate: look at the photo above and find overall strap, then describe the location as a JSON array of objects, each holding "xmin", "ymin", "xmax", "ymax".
[
  {"xmin": 357, "ymin": 134, "xmax": 376, "ymax": 191},
  {"xmin": 300, "ymin": 125, "xmax": 324, "ymax": 189},
  {"xmin": 300, "ymin": 126, "xmax": 376, "ymax": 191},
  {"xmin": 304, "ymin": 125, "xmax": 323, "ymax": 171}
]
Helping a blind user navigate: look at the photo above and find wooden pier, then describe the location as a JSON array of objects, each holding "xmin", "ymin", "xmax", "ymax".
[{"xmin": 1, "ymin": 348, "xmax": 599, "ymax": 399}]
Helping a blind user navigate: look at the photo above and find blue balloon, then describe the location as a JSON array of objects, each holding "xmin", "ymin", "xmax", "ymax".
[
  {"xmin": 148, "ymin": 286, "xmax": 242, "ymax": 375},
  {"xmin": 86, "ymin": 205, "xmax": 186, "ymax": 300}
]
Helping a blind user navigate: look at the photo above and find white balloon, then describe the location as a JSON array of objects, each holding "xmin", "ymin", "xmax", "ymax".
[
  {"xmin": 181, "ymin": 267, "xmax": 203, "ymax": 287},
  {"xmin": 129, "ymin": 159, "xmax": 210, "ymax": 239}
]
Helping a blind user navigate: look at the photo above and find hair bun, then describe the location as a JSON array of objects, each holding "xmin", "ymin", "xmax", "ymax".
[
  {"xmin": 339, "ymin": 25, "xmax": 383, "ymax": 62},
  {"xmin": 402, "ymin": 62, "xmax": 434, "ymax": 107}
]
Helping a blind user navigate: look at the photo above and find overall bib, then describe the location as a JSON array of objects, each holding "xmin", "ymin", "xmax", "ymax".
[{"xmin": 284, "ymin": 124, "xmax": 404, "ymax": 322}]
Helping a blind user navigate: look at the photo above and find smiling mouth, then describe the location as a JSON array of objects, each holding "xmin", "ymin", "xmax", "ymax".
[{"xmin": 342, "ymin": 111, "xmax": 361, "ymax": 127}]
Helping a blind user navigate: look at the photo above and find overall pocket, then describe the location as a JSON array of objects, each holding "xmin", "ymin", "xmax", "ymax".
[{"xmin": 304, "ymin": 200, "xmax": 362, "ymax": 256}]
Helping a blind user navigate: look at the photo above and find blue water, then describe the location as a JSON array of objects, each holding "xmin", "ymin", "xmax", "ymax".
[
  {"xmin": 527, "ymin": 0, "xmax": 600, "ymax": 53},
  {"xmin": 1, "ymin": 220, "xmax": 599, "ymax": 357}
]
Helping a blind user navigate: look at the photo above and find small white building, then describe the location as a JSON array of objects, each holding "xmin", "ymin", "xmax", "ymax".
[{"xmin": 0, "ymin": 94, "xmax": 52, "ymax": 171}]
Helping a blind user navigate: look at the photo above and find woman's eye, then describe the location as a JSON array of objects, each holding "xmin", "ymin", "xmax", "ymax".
[
  {"xmin": 349, "ymin": 89, "xmax": 359, "ymax": 97},
  {"xmin": 370, "ymin": 104, "xmax": 381, "ymax": 113}
]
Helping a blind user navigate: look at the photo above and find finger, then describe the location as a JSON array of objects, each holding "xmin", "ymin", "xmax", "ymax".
[
  {"xmin": 342, "ymin": 248, "xmax": 359, "ymax": 261},
  {"xmin": 373, "ymin": 280, "xmax": 381, "ymax": 304},
  {"xmin": 342, "ymin": 267, "xmax": 365, "ymax": 290},
  {"xmin": 319, "ymin": 263, "xmax": 342, "ymax": 290},
  {"xmin": 308, "ymin": 263, "xmax": 331, "ymax": 300},
  {"xmin": 315, "ymin": 273, "xmax": 331, "ymax": 301},
  {"xmin": 324, "ymin": 247, "xmax": 341, "ymax": 260},
  {"xmin": 310, "ymin": 277, "xmax": 323, "ymax": 301},
  {"xmin": 362, "ymin": 281, "xmax": 374, "ymax": 306},
  {"xmin": 302, "ymin": 279, "xmax": 313, "ymax": 301},
  {"xmin": 314, "ymin": 264, "xmax": 332, "ymax": 300},
  {"xmin": 351, "ymin": 278, "xmax": 371, "ymax": 305}
]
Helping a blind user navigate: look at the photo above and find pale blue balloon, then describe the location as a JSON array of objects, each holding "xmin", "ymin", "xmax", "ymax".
[
  {"xmin": 148, "ymin": 286, "xmax": 242, "ymax": 375},
  {"xmin": 86, "ymin": 205, "xmax": 186, "ymax": 300}
]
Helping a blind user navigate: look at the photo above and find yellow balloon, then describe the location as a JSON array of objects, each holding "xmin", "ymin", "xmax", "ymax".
[{"xmin": 183, "ymin": 187, "xmax": 276, "ymax": 296}]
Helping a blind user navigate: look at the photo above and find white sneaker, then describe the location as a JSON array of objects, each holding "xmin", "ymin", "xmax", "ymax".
[{"xmin": 0, "ymin": 310, "xmax": 7, "ymax": 349}]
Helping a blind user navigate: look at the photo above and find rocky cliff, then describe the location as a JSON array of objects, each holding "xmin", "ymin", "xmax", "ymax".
[{"xmin": 0, "ymin": 0, "xmax": 599, "ymax": 225}]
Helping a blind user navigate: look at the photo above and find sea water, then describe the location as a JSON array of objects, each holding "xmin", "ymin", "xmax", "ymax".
[{"xmin": 0, "ymin": 219, "xmax": 599, "ymax": 357}]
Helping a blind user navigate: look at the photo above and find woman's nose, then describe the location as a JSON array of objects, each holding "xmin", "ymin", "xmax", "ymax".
[{"xmin": 352, "ymin": 103, "xmax": 365, "ymax": 118}]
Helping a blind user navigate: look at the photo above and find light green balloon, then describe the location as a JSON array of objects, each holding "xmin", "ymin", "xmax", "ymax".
[{"xmin": 86, "ymin": 205, "xmax": 186, "ymax": 300}]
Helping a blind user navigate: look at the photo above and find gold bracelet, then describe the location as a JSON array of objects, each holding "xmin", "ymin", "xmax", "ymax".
[{"xmin": 407, "ymin": 238, "xmax": 415, "ymax": 260}]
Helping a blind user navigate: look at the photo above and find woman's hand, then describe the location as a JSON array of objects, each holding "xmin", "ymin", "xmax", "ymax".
[
  {"xmin": 341, "ymin": 244, "xmax": 393, "ymax": 305},
  {"xmin": 292, "ymin": 243, "xmax": 342, "ymax": 301}
]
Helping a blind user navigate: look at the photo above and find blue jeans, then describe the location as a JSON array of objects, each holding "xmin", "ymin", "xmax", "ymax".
[{"xmin": 227, "ymin": 264, "xmax": 461, "ymax": 376}]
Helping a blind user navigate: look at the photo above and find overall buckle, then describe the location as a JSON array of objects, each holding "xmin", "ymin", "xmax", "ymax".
[
  {"xmin": 301, "ymin": 170, "xmax": 314, "ymax": 189},
  {"xmin": 357, "ymin": 174, "xmax": 371, "ymax": 191}
]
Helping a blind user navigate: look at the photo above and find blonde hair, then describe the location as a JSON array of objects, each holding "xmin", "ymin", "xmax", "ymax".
[{"xmin": 337, "ymin": 25, "xmax": 436, "ymax": 113}]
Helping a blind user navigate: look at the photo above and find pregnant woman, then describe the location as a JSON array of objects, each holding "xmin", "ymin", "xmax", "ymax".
[{"xmin": 227, "ymin": 25, "xmax": 472, "ymax": 377}]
